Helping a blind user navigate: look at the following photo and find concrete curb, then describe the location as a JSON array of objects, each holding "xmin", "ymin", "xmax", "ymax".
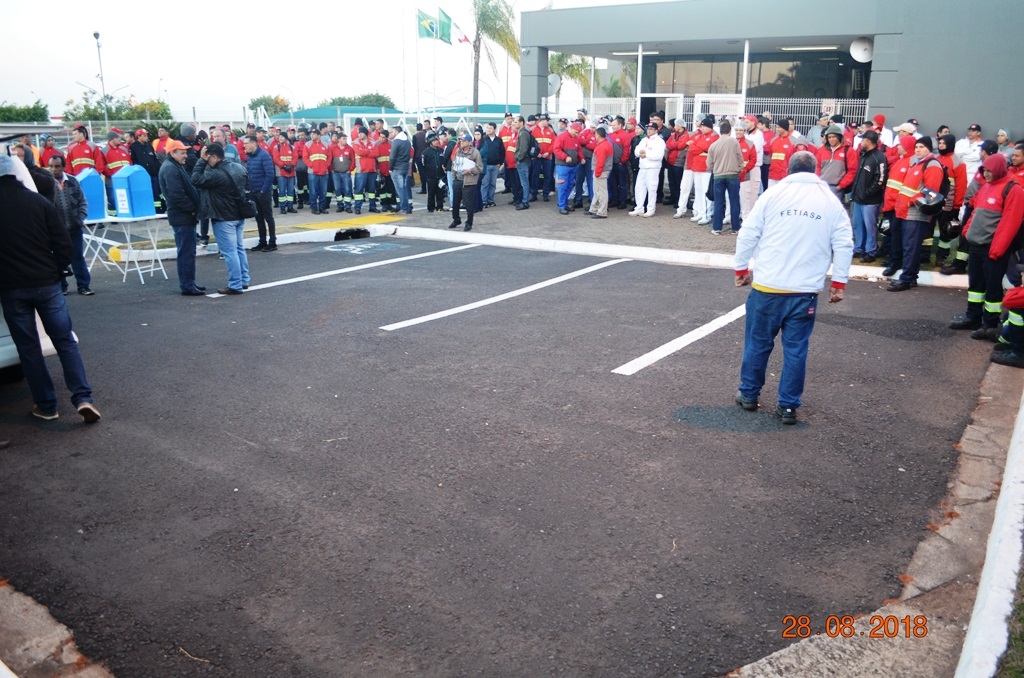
[
  {"xmin": 728, "ymin": 366, "xmax": 1024, "ymax": 678},
  {"xmin": 955, "ymin": 378, "xmax": 1024, "ymax": 676},
  {"xmin": 0, "ymin": 580, "xmax": 112, "ymax": 677},
  {"xmin": 100, "ymin": 220, "xmax": 969, "ymax": 290}
]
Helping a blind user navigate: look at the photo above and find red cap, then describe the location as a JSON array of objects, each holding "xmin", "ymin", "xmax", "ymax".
[
  {"xmin": 872, "ymin": 114, "xmax": 885, "ymax": 127},
  {"xmin": 134, "ymin": 129, "xmax": 148, "ymax": 138},
  {"xmin": 627, "ymin": 117, "xmax": 637, "ymax": 125},
  {"xmin": 110, "ymin": 127, "xmax": 123, "ymax": 134},
  {"xmin": 569, "ymin": 122, "xmax": 583, "ymax": 132}
]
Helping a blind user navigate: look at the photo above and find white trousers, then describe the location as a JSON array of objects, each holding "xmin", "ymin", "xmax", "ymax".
[
  {"xmin": 693, "ymin": 171, "xmax": 711, "ymax": 220},
  {"xmin": 634, "ymin": 168, "xmax": 660, "ymax": 214},
  {"xmin": 740, "ymin": 177, "xmax": 759, "ymax": 219}
]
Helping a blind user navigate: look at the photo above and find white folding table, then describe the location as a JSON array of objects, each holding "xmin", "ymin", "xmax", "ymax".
[{"xmin": 83, "ymin": 214, "xmax": 169, "ymax": 284}]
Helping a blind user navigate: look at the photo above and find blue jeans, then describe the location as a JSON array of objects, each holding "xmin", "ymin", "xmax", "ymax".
[
  {"xmin": 739, "ymin": 289, "xmax": 819, "ymax": 409},
  {"xmin": 713, "ymin": 176, "xmax": 741, "ymax": 233},
  {"xmin": 392, "ymin": 172, "xmax": 410, "ymax": 212},
  {"xmin": 63, "ymin": 227, "xmax": 91, "ymax": 292},
  {"xmin": 900, "ymin": 218, "xmax": 929, "ymax": 282},
  {"xmin": 212, "ymin": 219, "xmax": 250, "ymax": 291},
  {"xmin": 354, "ymin": 172, "xmax": 377, "ymax": 209},
  {"xmin": 610, "ymin": 164, "xmax": 628, "ymax": 205},
  {"xmin": 852, "ymin": 202, "xmax": 880, "ymax": 255},
  {"xmin": 309, "ymin": 173, "xmax": 328, "ymax": 211},
  {"xmin": 1, "ymin": 283, "xmax": 93, "ymax": 414},
  {"xmin": 516, "ymin": 161, "xmax": 531, "ymax": 207},
  {"xmin": 446, "ymin": 170, "xmax": 454, "ymax": 206},
  {"xmin": 533, "ymin": 156, "xmax": 555, "ymax": 197},
  {"xmin": 574, "ymin": 159, "xmax": 592, "ymax": 206},
  {"xmin": 332, "ymin": 172, "xmax": 352, "ymax": 205},
  {"xmin": 555, "ymin": 164, "xmax": 575, "ymax": 209},
  {"xmin": 482, "ymin": 164, "xmax": 499, "ymax": 205},
  {"xmin": 171, "ymin": 224, "xmax": 198, "ymax": 292}
]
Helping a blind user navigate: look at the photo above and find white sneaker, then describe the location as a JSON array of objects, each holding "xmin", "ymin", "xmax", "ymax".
[
  {"xmin": 724, "ymin": 217, "xmax": 731, "ymax": 225},
  {"xmin": 643, "ymin": 211, "xmax": 655, "ymax": 218},
  {"xmin": 673, "ymin": 210, "xmax": 685, "ymax": 219},
  {"xmin": 689, "ymin": 215, "xmax": 700, "ymax": 222},
  {"xmin": 628, "ymin": 210, "xmax": 643, "ymax": 216},
  {"xmin": 698, "ymin": 218, "xmax": 711, "ymax": 225}
]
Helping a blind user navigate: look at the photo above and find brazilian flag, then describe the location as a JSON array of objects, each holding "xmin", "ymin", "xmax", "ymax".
[{"xmin": 417, "ymin": 10, "xmax": 438, "ymax": 39}]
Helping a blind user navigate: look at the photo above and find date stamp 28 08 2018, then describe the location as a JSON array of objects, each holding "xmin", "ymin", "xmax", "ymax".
[{"xmin": 782, "ymin": 615, "xmax": 929, "ymax": 639}]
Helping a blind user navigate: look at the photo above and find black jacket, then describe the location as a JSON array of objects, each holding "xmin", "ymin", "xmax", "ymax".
[
  {"xmin": 851, "ymin": 146, "xmax": 888, "ymax": 205},
  {"xmin": 0, "ymin": 176, "xmax": 72, "ymax": 291},
  {"xmin": 441, "ymin": 141, "xmax": 457, "ymax": 172},
  {"xmin": 52, "ymin": 174, "xmax": 88, "ymax": 231},
  {"xmin": 191, "ymin": 159, "xmax": 249, "ymax": 221},
  {"xmin": 480, "ymin": 135, "xmax": 504, "ymax": 165},
  {"xmin": 175, "ymin": 135, "xmax": 200, "ymax": 173},
  {"xmin": 130, "ymin": 140, "xmax": 161, "ymax": 178},
  {"xmin": 159, "ymin": 157, "xmax": 201, "ymax": 226},
  {"xmin": 422, "ymin": 145, "xmax": 444, "ymax": 179},
  {"xmin": 390, "ymin": 134, "xmax": 412, "ymax": 175}
]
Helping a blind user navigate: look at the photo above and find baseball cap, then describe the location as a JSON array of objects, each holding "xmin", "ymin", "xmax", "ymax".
[
  {"xmin": 164, "ymin": 139, "xmax": 188, "ymax": 153},
  {"xmin": 460, "ymin": 133, "xmax": 472, "ymax": 142},
  {"xmin": 627, "ymin": 117, "xmax": 637, "ymax": 125},
  {"xmin": 569, "ymin": 122, "xmax": 583, "ymax": 132},
  {"xmin": 968, "ymin": 123, "xmax": 982, "ymax": 132},
  {"xmin": 134, "ymin": 129, "xmax": 148, "ymax": 138}
]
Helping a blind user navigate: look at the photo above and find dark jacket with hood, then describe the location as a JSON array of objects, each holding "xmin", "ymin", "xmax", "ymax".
[
  {"xmin": 0, "ymin": 174, "xmax": 72, "ymax": 291},
  {"xmin": 190, "ymin": 158, "xmax": 249, "ymax": 222},
  {"xmin": 851, "ymin": 144, "xmax": 888, "ymax": 205},
  {"xmin": 52, "ymin": 172, "xmax": 89, "ymax": 231},
  {"xmin": 422, "ymin": 143, "xmax": 444, "ymax": 179}
]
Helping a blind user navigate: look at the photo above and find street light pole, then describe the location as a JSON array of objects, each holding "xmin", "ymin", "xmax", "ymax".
[{"xmin": 93, "ymin": 31, "xmax": 109, "ymax": 130}]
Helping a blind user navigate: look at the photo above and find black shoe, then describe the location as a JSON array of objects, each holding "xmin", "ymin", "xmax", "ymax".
[
  {"xmin": 971, "ymin": 326, "xmax": 1000, "ymax": 342},
  {"xmin": 859, "ymin": 254, "xmax": 877, "ymax": 264},
  {"xmin": 573, "ymin": 203, "xmax": 584, "ymax": 209},
  {"xmin": 559, "ymin": 208, "xmax": 570, "ymax": 215},
  {"xmin": 243, "ymin": 284, "xmax": 249, "ymax": 290},
  {"xmin": 775, "ymin": 404, "xmax": 797, "ymax": 425},
  {"xmin": 181, "ymin": 289, "xmax": 205, "ymax": 296},
  {"xmin": 993, "ymin": 341, "xmax": 1015, "ymax": 354},
  {"xmin": 940, "ymin": 263, "xmax": 967, "ymax": 276},
  {"xmin": 992, "ymin": 350, "xmax": 1024, "ymax": 368},
  {"xmin": 950, "ymin": 315, "xmax": 982, "ymax": 330},
  {"xmin": 336, "ymin": 206, "xmax": 345, "ymax": 213},
  {"xmin": 508, "ymin": 200, "xmax": 518, "ymax": 205},
  {"xmin": 62, "ymin": 288, "xmax": 68, "ymax": 296},
  {"xmin": 368, "ymin": 207, "xmax": 380, "ymax": 213},
  {"xmin": 217, "ymin": 287, "xmax": 244, "ymax": 295},
  {"xmin": 263, "ymin": 244, "xmax": 277, "ymax": 252},
  {"xmin": 78, "ymin": 287, "xmax": 95, "ymax": 296},
  {"xmin": 515, "ymin": 204, "xmax": 528, "ymax": 211},
  {"xmin": 617, "ymin": 203, "xmax": 627, "ymax": 210},
  {"xmin": 735, "ymin": 391, "xmax": 758, "ymax": 411},
  {"xmin": 250, "ymin": 243, "xmax": 266, "ymax": 252},
  {"xmin": 464, "ymin": 224, "xmax": 472, "ymax": 232},
  {"xmin": 542, "ymin": 195, "xmax": 550, "ymax": 202},
  {"xmin": 448, "ymin": 221, "xmax": 460, "ymax": 229},
  {"xmin": 886, "ymin": 280, "xmax": 915, "ymax": 292},
  {"xmin": 311, "ymin": 208, "xmax": 320, "ymax": 215},
  {"xmin": 590, "ymin": 214, "xmax": 607, "ymax": 219},
  {"xmin": 881, "ymin": 266, "xmax": 898, "ymax": 277},
  {"xmin": 287, "ymin": 206, "xmax": 297, "ymax": 214},
  {"xmin": 195, "ymin": 286, "xmax": 206, "ymax": 291}
]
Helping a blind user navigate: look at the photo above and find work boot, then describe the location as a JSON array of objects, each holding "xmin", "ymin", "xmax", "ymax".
[
  {"xmin": 991, "ymin": 350, "xmax": 1024, "ymax": 368},
  {"xmin": 971, "ymin": 326, "xmax": 1000, "ymax": 342},
  {"xmin": 949, "ymin": 315, "xmax": 982, "ymax": 330}
]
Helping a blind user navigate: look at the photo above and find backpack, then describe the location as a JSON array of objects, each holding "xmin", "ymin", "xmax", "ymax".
[
  {"xmin": 527, "ymin": 132, "xmax": 540, "ymax": 159},
  {"xmin": 917, "ymin": 159, "xmax": 950, "ymax": 216},
  {"xmin": 611, "ymin": 139, "xmax": 623, "ymax": 163}
]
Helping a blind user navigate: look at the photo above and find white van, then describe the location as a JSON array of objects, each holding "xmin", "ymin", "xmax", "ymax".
[{"xmin": 0, "ymin": 122, "xmax": 75, "ymax": 382}]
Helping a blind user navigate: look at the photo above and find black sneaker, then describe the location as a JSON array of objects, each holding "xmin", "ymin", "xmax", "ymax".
[
  {"xmin": 971, "ymin": 326, "xmax": 1000, "ymax": 342},
  {"xmin": 217, "ymin": 287, "xmax": 244, "ymax": 295},
  {"xmin": 250, "ymin": 243, "xmax": 267, "ymax": 252},
  {"xmin": 735, "ymin": 391, "xmax": 758, "ymax": 411},
  {"xmin": 859, "ymin": 254, "xmax": 877, "ymax": 264},
  {"xmin": 78, "ymin": 287, "xmax": 95, "ymax": 296},
  {"xmin": 31, "ymin": 406, "xmax": 59, "ymax": 421},
  {"xmin": 775, "ymin": 405, "xmax": 797, "ymax": 425},
  {"xmin": 77, "ymin": 402, "xmax": 101, "ymax": 424},
  {"xmin": 881, "ymin": 266, "xmax": 898, "ymax": 277},
  {"xmin": 992, "ymin": 350, "xmax": 1024, "ymax": 369},
  {"xmin": 949, "ymin": 315, "xmax": 982, "ymax": 330},
  {"xmin": 448, "ymin": 221, "xmax": 461, "ymax": 229},
  {"xmin": 992, "ymin": 341, "xmax": 1014, "ymax": 354},
  {"xmin": 263, "ymin": 244, "xmax": 278, "ymax": 252}
]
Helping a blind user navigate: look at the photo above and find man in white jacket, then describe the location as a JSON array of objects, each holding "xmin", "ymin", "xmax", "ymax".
[
  {"xmin": 630, "ymin": 124, "xmax": 666, "ymax": 217},
  {"xmin": 732, "ymin": 151, "xmax": 854, "ymax": 425}
]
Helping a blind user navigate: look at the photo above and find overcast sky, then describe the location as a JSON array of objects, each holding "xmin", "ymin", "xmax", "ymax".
[{"xmin": 7, "ymin": 0, "xmax": 643, "ymax": 123}]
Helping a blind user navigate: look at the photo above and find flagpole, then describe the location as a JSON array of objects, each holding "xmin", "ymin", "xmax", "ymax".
[
  {"xmin": 433, "ymin": 6, "xmax": 438, "ymax": 111},
  {"xmin": 415, "ymin": 5, "xmax": 421, "ymax": 111}
]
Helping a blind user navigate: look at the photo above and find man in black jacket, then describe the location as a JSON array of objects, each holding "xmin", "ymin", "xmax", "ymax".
[
  {"xmin": 47, "ymin": 155, "xmax": 92, "ymax": 295},
  {"xmin": 389, "ymin": 125, "xmax": 413, "ymax": 215},
  {"xmin": 130, "ymin": 129, "xmax": 164, "ymax": 213},
  {"xmin": 159, "ymin": 140, "xmax": 205, "ymax": 295},
  {"xmin": 479, "ymin": 123, "xmax": 504, "ymax": 208},
  {"xmin": 850, "ymin": 130, "xmax": 888, "ymax": 263},
  {"xmin": 0, "ymin": 156, "xmax": 100, "ymax": 423},
  {"xmin": 191, "ymin": 144, "xmax": 250, "ymax": 295},
  {"xmin": 421, "ymin": 133, "xmax": 445, "ymax": 213}
]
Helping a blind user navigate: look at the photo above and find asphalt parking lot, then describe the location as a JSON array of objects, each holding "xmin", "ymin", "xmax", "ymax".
[{"xmin": 0, "ymin": 237, "xmax": 994, "ymax": 676}]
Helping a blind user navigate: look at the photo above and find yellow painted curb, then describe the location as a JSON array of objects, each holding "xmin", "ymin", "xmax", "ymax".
[{"xmin": 294, "ymin": 214, "xmax": 404, "ymax": 231}]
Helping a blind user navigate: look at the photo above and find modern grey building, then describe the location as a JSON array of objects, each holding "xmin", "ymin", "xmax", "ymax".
[{"xmin": 520, "ymin": 0, "xmax": 1023, "ymax": 139}]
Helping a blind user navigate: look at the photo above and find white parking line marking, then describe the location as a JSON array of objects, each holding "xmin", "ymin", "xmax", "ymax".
[
  {"xmin": 612, "ymin": 303, "xmax": 747, "ymax": 376},
  {"xmin": 206, "ymin": 244, "xmax": 480, "ymax": 297},
  {"xmin": 380, "ymin": 258, "xmax": 631, "ymax": 331}
]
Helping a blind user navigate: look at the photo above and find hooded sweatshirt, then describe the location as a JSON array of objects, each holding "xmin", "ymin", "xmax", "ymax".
[
  {"xmin": 963, "ymin": 155, "xmax": 1024, "ymax": 257},
  {"xmin": 936, "ymin": 133, "xmax": 967, "ymax": 210}
]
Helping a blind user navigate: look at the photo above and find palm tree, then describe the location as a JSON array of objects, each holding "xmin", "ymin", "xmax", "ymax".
[
  {"xmin": 548, "ymin": 52, "xmax": 591, "ymax": 110},
  {"xmin": 470, "ymin": 0, "xmax": 520, "ymax": 113}
]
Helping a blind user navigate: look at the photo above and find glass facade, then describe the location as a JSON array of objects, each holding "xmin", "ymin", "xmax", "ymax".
[{"xmin": 648, "ymin": 52, "xmax": 870, "ymax": 99}]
